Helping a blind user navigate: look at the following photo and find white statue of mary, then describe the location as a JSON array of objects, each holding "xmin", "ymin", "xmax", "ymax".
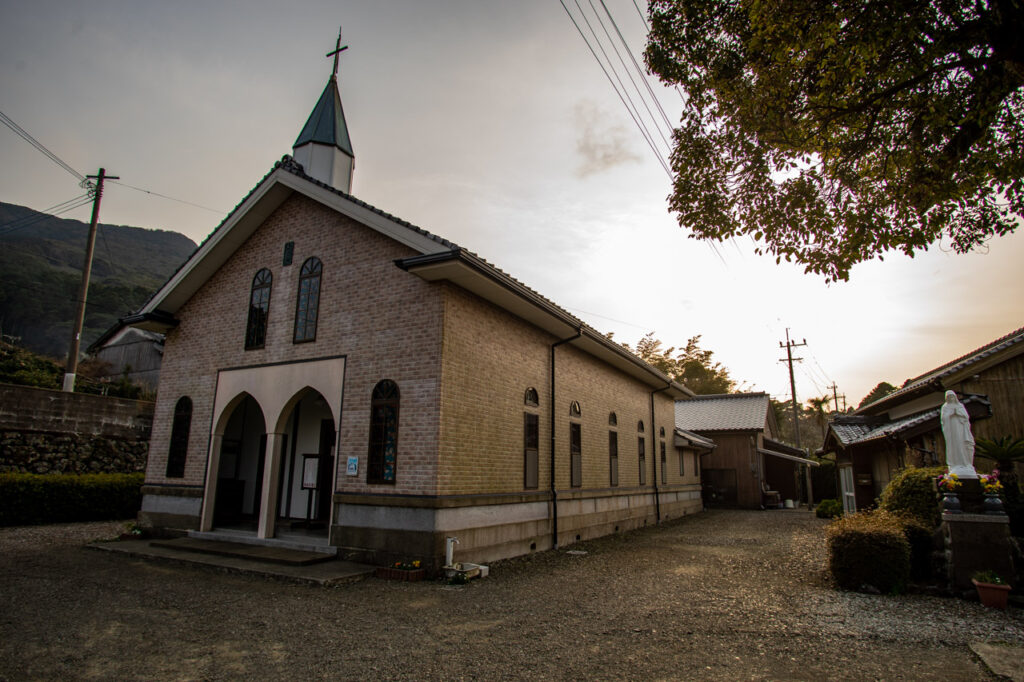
[{"xmin": 940, "ymin": 390, "xmax": 977, "ymax": 479}]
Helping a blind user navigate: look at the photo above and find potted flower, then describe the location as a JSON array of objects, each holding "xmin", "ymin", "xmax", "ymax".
[
  {"xmin": 375, "ymin": 559, "xmax": 426, "ymax": 582},
  {"xmin": 937, "ymin": 472, "xmax": 962, "ymax": 513},
  {"xmin": 980, "ymin": 471, "xmax": 1006, "ymax": 514},
  {"xmin": 972, "ymin": 570, "xmax": 1012, "ymax": 610}
]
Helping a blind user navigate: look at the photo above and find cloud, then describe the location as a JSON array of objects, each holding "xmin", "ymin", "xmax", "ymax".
[{"xmin": 573, "ymin": 100, "xmax": 641, "ymax": 177}]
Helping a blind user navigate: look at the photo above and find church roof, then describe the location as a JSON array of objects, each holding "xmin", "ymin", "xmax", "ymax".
[
  {"xmin": 293, "ymin": 77, "xmax": 354, "ymax": 156},
  {"xmin": 126, "ymin": 156, "xmax": 693, "ymax": 399}
]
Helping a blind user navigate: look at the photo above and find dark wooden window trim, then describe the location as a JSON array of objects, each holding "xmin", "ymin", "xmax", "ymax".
[
  {"xmin": 569, "ymin": 421, "xmax": 582, "ymax": 487},
  {"xmin": 293, "ymin": 256, "xmax": 322, "ymax": 344},
  {"xmin": 367, "ymin": 380, "xmax": 399, "ymax": 484},
  {"xmin": 524, "ymin": 412, "xmax": 539, "ymax": 489},
  {"xmin": 245, "ymin": 268, "xmax": 272, "ymax": 350},
  {"xmin": 165, "ymin": 396, "xmax": 192, "ymax": 478},
  {"xmin": 609, "ymin": 430, "xmax": 619, "ymax": 486}
]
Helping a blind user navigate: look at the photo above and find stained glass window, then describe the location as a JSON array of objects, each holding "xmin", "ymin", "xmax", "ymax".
[
  {"xmin": 293, "ymin": 257, "xmax": 322, "ymax": 343},
  {"xmin": 368, "ymin": 380, "xmax": 399, "ymax": 484}
]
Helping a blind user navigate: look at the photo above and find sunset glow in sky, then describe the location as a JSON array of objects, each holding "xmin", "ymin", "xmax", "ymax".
[{"xmin": 2, "ymin": 0, "xmax": 1022, "ymax": 409}]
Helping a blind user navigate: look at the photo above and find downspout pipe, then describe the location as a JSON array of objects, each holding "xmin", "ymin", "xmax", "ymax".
[
  {"xmin": 550, "ymin": 327, "xmax": 582, "ymax": 550},
  {"xmin": 650, "ymin": 382, "xmax": 672, "ymax": 522}
]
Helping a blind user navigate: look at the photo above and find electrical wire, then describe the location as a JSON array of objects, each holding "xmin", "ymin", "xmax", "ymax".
[
  {"xmin": 109, "ymin": 180, "xmax": 227, "ymax": 215},
  {"xmin": 0, "ymin": 109, "xmax": 86, "ymax": 183},
  {"xmin": 0, "ymin": 196, "xmax": 94, "ymax": 237},
  {"xmin": 559, "ymin": 0, "xmax": 672, "ymax": 177}
]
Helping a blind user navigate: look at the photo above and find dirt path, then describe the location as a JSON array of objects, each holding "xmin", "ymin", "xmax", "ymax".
[{"xmin": 1, "ymin": 510, "xmax": 1021, "ymax": 680}]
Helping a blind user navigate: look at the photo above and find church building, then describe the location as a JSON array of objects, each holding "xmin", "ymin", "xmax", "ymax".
[{"xmin": 129, "ymin": 41, "xmax": 703, "ymax": 569}]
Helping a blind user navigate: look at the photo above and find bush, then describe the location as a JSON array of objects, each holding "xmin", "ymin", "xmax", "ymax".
[
  {"xmin": 815, "ymin": 499, "xmax": 843, "ymax": 519},
  {"xmin": 877, "ymin": 466, "xmax": 946, "ymax": 527},
  {"xmin": 0, "ymin": 473, "xmax": 144, "ymax": 526},
  {"xmin": 826, "ymin": 510, "xmax": 910, "ymax": 593}
]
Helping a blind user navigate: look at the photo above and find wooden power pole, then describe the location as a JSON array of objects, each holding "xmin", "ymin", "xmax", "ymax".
[
  {"xmin": 63, "ymin": 167, "xmax": 118, "ymax": 392},
  {"xmin": 779, "ymin": 329, "xmax": 812, "ymax": 504}
]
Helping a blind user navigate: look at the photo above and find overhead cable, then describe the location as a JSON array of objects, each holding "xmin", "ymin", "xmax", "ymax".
[{"xmin": 0, "ymin": 109, "xmax": 86, "ymax": 183}]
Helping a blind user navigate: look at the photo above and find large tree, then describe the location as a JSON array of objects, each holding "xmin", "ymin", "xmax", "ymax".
[
  {"xmin": 645, "ymin": 0, "xmax": 1024, "ymax": 281},
  {"xmin": 631, "ymin": 332, "xmax": 736, "ymax": 394}
]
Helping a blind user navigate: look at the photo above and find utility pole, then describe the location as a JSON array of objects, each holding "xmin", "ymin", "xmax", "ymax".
[
  {"xmin": 63, "ymin": 168, "xmax": 118, "ymax": 392},
  {"xmin": 779, "ymin": 329, "xmax": 806, "ymax": 448},
  {"xmin": 779, "ymin": 329, "xmax": 812, "ymax": 505},
  {"xmin": 827, "ymin": 383, "xmax": 846, "ymax": 413}
]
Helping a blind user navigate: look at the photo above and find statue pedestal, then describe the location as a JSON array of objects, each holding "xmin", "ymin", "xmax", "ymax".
[{"xmin": 942, "ymin": 512, "xmax": 1013, "ymax": 591}]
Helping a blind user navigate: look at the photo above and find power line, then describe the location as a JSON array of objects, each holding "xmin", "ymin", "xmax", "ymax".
[
  {"xmin": 0, "ymin": 109, "xmax": 87, "ymax": 184},
  {"xmin": 109, "ymin": 180, "xmax": 227, "ymax": 215},
  {"xmin": 0, "ymin": 195, "xmax": 94, "ymax": 237}
]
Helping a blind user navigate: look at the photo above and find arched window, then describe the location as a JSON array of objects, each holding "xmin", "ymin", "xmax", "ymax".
[
  {"xmin": 637, "ymin": 420, "xmax": 645, "ymax": 433},
  {"xmin": 245, "ymin": 269, "xmax": 272, "ymax": 349},
  {"xmin": 524, "ymin": 387, "xmax": 539, "ymax": 407},
  {"xmin": 368, "ymin": 380, "xmax": 400, "ymax": 484},
  {"xmin": 660, "ymin": 426, "xmax": 666, "ymax": 437},
  {"xmin": 569, "ymin": 400, "xmax": 581, "ymax": 418},
  {"xmin": 165, "ymin": 396, "xmax": 192, "ymax": 478},
  {"xmin": 608, "ymin": 412, "xmax": 617, "ymax": 426},
  {"xmin": 293, "ymin": 257, "xmax": 322, "ymax": 343}
]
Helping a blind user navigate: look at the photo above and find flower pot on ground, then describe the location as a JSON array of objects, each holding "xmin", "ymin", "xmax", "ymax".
[
  {"xmin": 375, "ymin": 560, "xmax": 426, "ymax": 582},
  {"xmin": 972, "ymin": 571, "xmax": 1012, "ymax": 610}
]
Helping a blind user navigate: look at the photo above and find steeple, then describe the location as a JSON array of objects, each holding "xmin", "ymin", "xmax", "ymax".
[{"xmin": 293, "ymin": 28, "xmax": 355, "ymax": 193}]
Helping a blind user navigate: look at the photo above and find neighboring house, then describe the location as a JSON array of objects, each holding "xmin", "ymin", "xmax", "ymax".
[
  {"xmin": 820, "ymin": 324, "xmax": 1024, "ymax": 513},
  {"xmin": 125, "ymin": 60, "xmax": 706, "ymax": 569},
  {"xmin": 86, "ymin": 325, "xmax": 165, "ymax": 391},
  {"xmin": 675, "ymin": 393, "xmax": 818, "ymax": 509}
]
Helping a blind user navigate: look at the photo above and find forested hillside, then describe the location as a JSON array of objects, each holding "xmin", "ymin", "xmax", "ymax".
[{"xmin": 0, "ymin": 202, "xmax": 197, "ymax": 357}]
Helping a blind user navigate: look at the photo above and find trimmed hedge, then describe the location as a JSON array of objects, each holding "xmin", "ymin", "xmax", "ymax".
[
  {"xmin": 0, "ymin": 472, "xmax": 144, "ymax": 526},
  {"xmin": 877, "ymin": 466, "xmax": 946, "ymax": 527},
  {"xmin": 826, "ymin": 510, "xmax": 910, "ymax": 593},
  {"xmin": 815, "ymin": 499, "xmax": 843, "ymax": 519}
]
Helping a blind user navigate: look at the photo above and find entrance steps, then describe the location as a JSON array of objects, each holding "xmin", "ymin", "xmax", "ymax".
[{"xmin": 151, "ymin": 537, "xmax": 335, "ymax": 566}]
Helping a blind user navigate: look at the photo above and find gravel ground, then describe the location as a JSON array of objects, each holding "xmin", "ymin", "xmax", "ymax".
[{"xmin": 1, "ymin": 510, "xmax": 1021, "ymax": 681}]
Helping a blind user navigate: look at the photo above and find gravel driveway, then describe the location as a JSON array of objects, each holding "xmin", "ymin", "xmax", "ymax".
[{"xmin": 1, "ymin": 510, "xmax": 1021, "ymax": 680}]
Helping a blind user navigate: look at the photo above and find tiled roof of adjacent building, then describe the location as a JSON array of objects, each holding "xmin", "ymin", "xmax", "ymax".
[
  {"xmin": 859, "ymin": 324, "xmax": 1024, "ymax": 413},
  {"xmin": 674, "ymin": 392, "xmax": 769, "ymax": 432},
  {"xmin": 831, "ymin": 394, "xmax": 991, "ymax": 447}
]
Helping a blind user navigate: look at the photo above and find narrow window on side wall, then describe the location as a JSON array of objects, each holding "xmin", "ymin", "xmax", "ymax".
[
  {"xmin": 367, "ymin": 380, "xmax": 399, "ymax": 484},
  {"xmin": 165, "ymin": 396, "xmax": 192, "ymax": 478},
  {"xmin": 637, "ymin": 420, "xmax": 646, "ymax": 486}
]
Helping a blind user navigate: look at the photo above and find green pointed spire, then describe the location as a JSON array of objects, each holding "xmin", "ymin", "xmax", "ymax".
[{"xmin": 294, "ymin": 78, "xmax": 353, "ymax": 157}]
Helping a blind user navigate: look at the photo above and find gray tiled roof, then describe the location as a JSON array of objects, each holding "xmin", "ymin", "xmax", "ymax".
[
  {"xmin": 859, "ymin": 324, "xmax": 1024, "ymax": 413},
  {"xmin": 832, "ymin": 395, "xmax": 991, "ymax": 446},
  {"xmin": 674, "ymin": 393, "xmax": 769, "ymax": 432}
]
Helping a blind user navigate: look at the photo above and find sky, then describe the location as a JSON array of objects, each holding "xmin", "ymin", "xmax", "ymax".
[{"xmin": 2, "ymin": 0, "xmax": 1022, "ymax": 410}]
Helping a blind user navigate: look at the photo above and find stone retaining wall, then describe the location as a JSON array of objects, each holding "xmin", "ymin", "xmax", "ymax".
[{"xmin": 0, "ymin": 383, "xmax": 154, "ymax": 474}]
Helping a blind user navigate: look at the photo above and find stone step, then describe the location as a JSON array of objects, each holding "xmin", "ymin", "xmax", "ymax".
[{"xmin": 150, "ymin": 537, "xmax": 335, "ymax": 566}]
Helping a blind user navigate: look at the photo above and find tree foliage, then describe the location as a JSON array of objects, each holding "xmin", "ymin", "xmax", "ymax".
[
  {"xmin": 629, "ymin": 332, "xmax": 736, "ymax": 394},
  {"xmin": 858, "ymin": 381, "xmax": 898, "ymax": 408},
  {"xmin": 645, "ymin": 0, "xmax": 1024, "ymax": 281}
]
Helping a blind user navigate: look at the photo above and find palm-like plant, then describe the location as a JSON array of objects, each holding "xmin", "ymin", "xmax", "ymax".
[{"xmin": 976, "ymin": 436, "xmax": 1024, "ymax": 501}]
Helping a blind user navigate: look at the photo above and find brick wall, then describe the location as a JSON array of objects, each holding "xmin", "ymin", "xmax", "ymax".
[{"xmin": 147, "ymin": 194, "xmax": 443, "ymax": 495}]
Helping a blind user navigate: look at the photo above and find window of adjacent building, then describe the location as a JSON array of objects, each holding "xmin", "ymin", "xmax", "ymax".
[
  {"xmin": 637, "ymin": 421, "xmax": 646, "ymax": 486},
  {"xmin": 679, "ymin": 448, "xmax": 686, "ymax": 476},
  {"xmin": 569, "ymin": 417, "xmax": 582, "ymax": 488},
  {"xmin": 524, "ymin": 412, "xmax": 539, "ymax": 489},
  {"xmin": 694, "ymin": 452, "xmax": 701, "ymax": 478},
  {"xmin": 165, "ymin": 396, "xmax": 192, "ymax": 478},
  {"xmin": 245, "ymin": 268, "xmax": 272, "ymax": 349},
  {"xmin": 609, "ymin": 430, "xmax": 619, "ymax": 487},
  {"xmin": 367, "ymin": 380, "xmax": 399, "ymax": 484},
  {"xmin": 293, "ymin": 256, "xmax": 322, "ymax": 343}
]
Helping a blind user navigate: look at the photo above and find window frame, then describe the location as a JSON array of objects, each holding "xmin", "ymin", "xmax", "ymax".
[
  {"xmin": 524, "ymin": 412, "xmax": 539, "ymax": 489},
  {"xmin": 245, "ymin": 268, "xmax": 273, "ymax": 350},
  {"xmin": 293, "ymin": 256, "xmax": 322, "ymax": 343},
  {"xmin": 367, "ymin": 380, "xmax": 400, "ymax": 484},
  {"xmin": 165, "ymin": 396, "xmax": 192, "ymax": 478}
]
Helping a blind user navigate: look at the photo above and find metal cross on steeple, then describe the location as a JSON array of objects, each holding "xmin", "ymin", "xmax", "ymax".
[{"xmin": 326, "ymin": 26, "xmax": 348, "ymax": 79}]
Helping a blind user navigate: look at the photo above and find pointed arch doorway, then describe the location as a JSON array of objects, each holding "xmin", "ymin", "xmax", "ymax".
[
  {"xmin": 212, "ymin": 394, "xmax": 267, "ymax": 528},
  {"xmin": 276, "ymin": 388, "xmax": 337, "ymax": 534}
]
